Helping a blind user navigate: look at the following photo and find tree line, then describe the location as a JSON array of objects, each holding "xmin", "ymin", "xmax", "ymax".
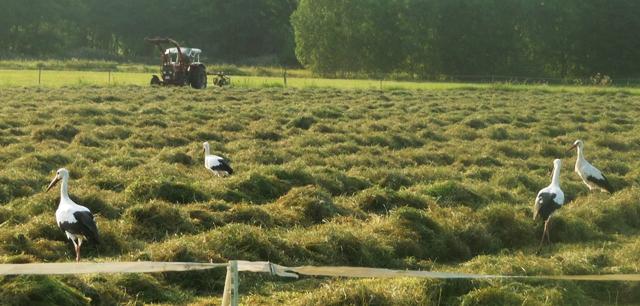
[
  {"xmin": 0, "ymin": 0, "xmax": 298, "ymax": 65},
  {"xmin": 3, "ymin": 0, "xmax": 640, "ymax": 79},
  {"xmin": 293, "ymin": 0, "xmax": 640, "ymax": 79}
]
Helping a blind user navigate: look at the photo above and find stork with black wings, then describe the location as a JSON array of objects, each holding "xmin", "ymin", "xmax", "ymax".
[
  {"xmin": 567, "ymin": 139, "xmax": 614, "ymax": 193},
  {"xmin": 46, "ymin": 168, "xmax": 100, "ymax": 262},
  {"xmin": 533, "ymin": 159, "xmax": 565, "ymax": 250},
  {"xmin": 203, "ymin": 141, "xmax": 233, "ymax": 177}
]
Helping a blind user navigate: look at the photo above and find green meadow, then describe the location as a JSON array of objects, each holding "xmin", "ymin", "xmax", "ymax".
[
  {"xmin": 1, "ymin": 84, "xmax": 640, "ymax": 305},
  {"xmin": 4, "ymin": 68, "xmax": 640, "ymax": 95},
  {"xmin": 0, "ymin": 68, "xmax": 477, "ymax": 90}
]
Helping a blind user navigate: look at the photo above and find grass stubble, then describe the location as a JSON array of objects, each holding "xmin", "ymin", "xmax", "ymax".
[{"xmin": 0, "ymin": 85, "xmax": 638, "ymax": 304}]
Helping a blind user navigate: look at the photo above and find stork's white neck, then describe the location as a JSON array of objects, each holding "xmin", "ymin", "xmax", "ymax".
[
  {"xmin": 204, "ymin": 146, "xmax": 210, "ymax": 156},
  {"xmin": 576, "ymin": 145, "xmax": 585, "ymax": 162},
  {"xmin": 551, "ymin": 164, "xmax": 561, "ymax": 187},
  {"xmin": 60, "ymin": 176, "xmax": 70, "ymax": 202}
]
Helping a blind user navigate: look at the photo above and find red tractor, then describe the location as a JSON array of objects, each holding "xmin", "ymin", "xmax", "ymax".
[{"xmin": 145, "ymin": 37, "xmax": 207, "ymax": 89}]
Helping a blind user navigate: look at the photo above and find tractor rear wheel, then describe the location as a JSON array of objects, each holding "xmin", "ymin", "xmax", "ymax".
[
  {"xmin": 190, "ymin": 65, "xmax": 207, "ymax": 89},
  {"xmin": 150, "ymin": 75, "xmax": 162, "ymax": 86}
]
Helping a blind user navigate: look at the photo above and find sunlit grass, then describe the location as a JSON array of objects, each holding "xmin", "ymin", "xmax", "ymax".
[
  {"xmin": 3, "ymin": 69, "xmax": 640, "ymax": 95},
  {"xmin": 0, "ymin": 85, "xmax": 639, "ymax": 304}
]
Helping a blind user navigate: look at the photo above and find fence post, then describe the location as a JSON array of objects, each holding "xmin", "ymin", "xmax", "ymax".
[
  {"xmin": 108, "ymin": 70, "xmax": 111, "ymax": 85},
  {"xmin": 283, "ymin": 67, "xmax": 287, "ymax": 88},
  {"xmin": 221, "ymin": 262, "xmax": 232, "ymax": 306},
  {"xmin": 221, "ymin": 261, "xmax": 239, "ymax": 306},
  {"xmin": 36, "ymin": 63, "xmax": 45, "ymax": 85},
  {"xmin": 231, "ymin": 260, "xmax": 239, "ymax": 306}
]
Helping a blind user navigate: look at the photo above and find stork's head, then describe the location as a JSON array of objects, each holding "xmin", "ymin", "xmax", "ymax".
[
  {"xmin": 567, "ymin": 139, "xmax": 584, "ymax": 152},
  {"xmin": 203, "ymin": 141, "xmax": 210, "ymax": 154},
  {"xmin": 46, "ymin": 168, "xmax": 69, "ymax": 192},
  {"xmin": 553, "ymin": 158, "xmax": 562, "ymax": 168}
]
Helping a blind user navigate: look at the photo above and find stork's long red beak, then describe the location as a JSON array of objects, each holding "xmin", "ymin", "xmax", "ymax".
[
  {"xmin": 46, "ymin": 176, "xmax": 61, "ymax": 192},
  {"xmin": 566, "ymin": 144, "xmax": 577, "ymax": 153}
]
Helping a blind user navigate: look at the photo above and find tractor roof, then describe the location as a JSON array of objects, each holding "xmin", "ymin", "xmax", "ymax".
[{"xmin": 165, "ymin": 47, "xmax": 201, "ymax": 56}]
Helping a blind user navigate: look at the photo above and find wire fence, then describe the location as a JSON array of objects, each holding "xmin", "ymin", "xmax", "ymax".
[
  {"xmin": 3, "ymin": 68, "xmax": 640, "ymax": 89},
  {"xmin": 3, "ymin": 260, "xmax": 640, "ymax": 306}
]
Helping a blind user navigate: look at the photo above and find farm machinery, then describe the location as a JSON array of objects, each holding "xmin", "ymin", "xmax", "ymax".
[{"xmin": 145, "ymin": 37, "xmax": 208, "ymax": 89}]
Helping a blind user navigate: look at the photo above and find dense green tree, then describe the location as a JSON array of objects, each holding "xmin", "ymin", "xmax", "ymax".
[
  {"xmin": 1, "ymin": 0, "xmax": 297, "ymax": 64},
  {"xmin": 2, "ymin": 0, "xmax": 640, "ymax": 78},
  {"xmin": 292, "ymin": 0, "xmax": 404, "ymax": 76},
  {"xmin": 293, "ymin": 0, "xmax": 640, "ymax": 79}
]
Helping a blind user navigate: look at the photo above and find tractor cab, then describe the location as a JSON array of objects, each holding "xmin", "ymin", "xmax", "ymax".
[{"xmin": 164, "ymin": 47, "xmax": 202, "ymax": 65}]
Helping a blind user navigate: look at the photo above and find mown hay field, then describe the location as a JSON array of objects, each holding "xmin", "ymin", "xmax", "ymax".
[{"xmin": 0, "ymin": 85, "xmax": 640, "ymax": 305}]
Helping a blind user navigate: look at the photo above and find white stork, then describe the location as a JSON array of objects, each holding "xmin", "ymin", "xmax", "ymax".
[
  {"xmin": 46, "ymin": 168, "xmax": 100, "ymax": 261},
  {"xmin": 533, "ymin": 159, "xmax": 565, "ymax": 249},
  {"xmin": 203, "ymin": 142, "xmax": 233, "ymax": 176},
  {"xmin": 567, "ymin": 139, "xmax": 614, "ymax": 193}
]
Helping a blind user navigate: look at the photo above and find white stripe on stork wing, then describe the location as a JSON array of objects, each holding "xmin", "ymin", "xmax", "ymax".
[
  {"xmin": 205, "ymin": 155, "xmax": 224, "ymax": 168},
  {"xmin": 582, "ymin": 162, "xmax": 605, "ymax": 180}
]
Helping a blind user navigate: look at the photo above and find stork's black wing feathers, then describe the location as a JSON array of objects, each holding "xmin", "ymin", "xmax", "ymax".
[
  {"xmin": 211, "ymin": 159, "xmax": 234, "ymax": 175},
  {"xmin": 73, "ymin": 211, "xmax": 100, "ymax": 243},
  {"xmin": 586, "ymin": 174, "xmax": 614, "ymax": 193},
  {"xmin": 535, "ymin": 192, "xmax": 561, "ymax": 222}
]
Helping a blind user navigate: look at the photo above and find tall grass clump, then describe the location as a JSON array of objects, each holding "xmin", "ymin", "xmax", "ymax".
[
  {"xmin": 32, "ymin": 124, "xmax": 79, "ymax": 142},
  {"xmin": 123, "ymin": 201, "xmax": 195, "ymax": 240},
  {"xmin": 273, "ymin": 185, "xmax": 340, "ymax": 226},
  {"xmin": 222, "ymin": 173, "xmax": 290, "ymax": 204},
  {"xmin": 125, "ymin": 177, "xmax": 207, "ymax": 204},
  {"xmin": 290, "ymin": 223, "xmax": 394, "ymax": 266},
  {"xmin": 377, "ymin": 207, "xmax": 469, "ymax": 261},
  {"xmin": 351, "ymin": 187, "xmax": 428, "ymax": 213},
  {"xmin": 424, "ymin": 181, "xmax": 485, "ymax": 207},
  {"xmin": 0, "ymin": 276, "xmax": 90, "ymax": 306}
]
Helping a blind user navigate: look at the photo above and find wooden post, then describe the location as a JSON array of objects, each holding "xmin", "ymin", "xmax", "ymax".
[
  {"xmin": 283, "ymin": 67, "xmax": 287, "ymax": 88},
  {"xmin": 38, "ymin": 67, "xmax": 42, "ymax": 85},
  {"xmin": 221, "ymin": 262, "xmax": 232, "ymax": 306},
  {"xmin": 221, "ymin": 261, "xmax": 239, "ymax": 306},
  {"xmin": 108, "ymin": 70, "xmax": 111, "ymax": 85},
  {"xmin": 231, "ymin": 260, "xmax": 239, "ymax": 306}
]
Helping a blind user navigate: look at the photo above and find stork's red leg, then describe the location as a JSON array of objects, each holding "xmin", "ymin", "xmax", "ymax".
[
  {"xmin": 538, "ymin": 221, "xmax": 547, "ymax": 250},
  {"xmin": 545, "ymin": 219, "xmax": 552, "ymax": 244}
]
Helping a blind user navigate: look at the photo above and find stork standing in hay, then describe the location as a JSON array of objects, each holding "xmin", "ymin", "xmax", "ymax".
[
  {"xmin": 533, "ymin": 159, "xmax": 565, "ymax": 250},
  {"xmin": 203, "ymin": 142, "xmax": 234, "ymax": 176},
  {"xmin": 567, "ymin": 139, "xmax": 614, "ymax": 193},
  {"xmin": 46, "ymin": 168, "xmax": 100, "ymax": 262}
]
